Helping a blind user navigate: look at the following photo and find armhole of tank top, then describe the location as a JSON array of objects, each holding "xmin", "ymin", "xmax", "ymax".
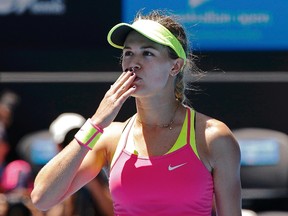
[
  {"xmin": 110, "ymin": 115, "xmax": 136, "ymax": 169},
  {"xmin": 188, "ymin": 108, "xmax": 200, "ymax": 159},
  {"xmin": 165, "ymin": 109, "xmax": 187, "ymax": 154}
]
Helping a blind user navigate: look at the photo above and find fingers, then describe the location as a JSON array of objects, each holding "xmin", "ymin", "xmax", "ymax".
[
  {"xmin": 114, "ymin": 73, "xmax": 136, "ymax": 105},
  {"xmin": 106, "ymin": 71, "xmax": 136, "ymax": 106},
  {"xmin": 114, "ymin": 85, "xmax": 136, "ymax": 106},
  {"xmin": 92, "ymin": 71, "xmax": 137, "ymax": 128},
  {"xmin": 111, "ymin": 71, "xmax": 134, "ymax": 92}
]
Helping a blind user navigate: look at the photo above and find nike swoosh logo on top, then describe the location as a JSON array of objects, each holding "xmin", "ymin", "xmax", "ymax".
[{"xmin": 168, "ymin": 163, "xmax": 188, "ymax": 171}]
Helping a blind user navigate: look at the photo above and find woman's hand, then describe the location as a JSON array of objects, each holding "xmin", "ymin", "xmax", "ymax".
[{"xmin": 91, "ymin": 70, "xmax": 137, "ymax": 128}]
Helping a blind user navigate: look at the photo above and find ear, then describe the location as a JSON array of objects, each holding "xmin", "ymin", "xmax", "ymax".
[{"xmin": 170, "ymin": 58, "xmax": 184, "ymax": 76}]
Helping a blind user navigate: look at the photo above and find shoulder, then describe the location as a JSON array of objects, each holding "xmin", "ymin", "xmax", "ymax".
[{"xmin": 195, "ymin": 112, "xmax": 241, "ymax": 170}]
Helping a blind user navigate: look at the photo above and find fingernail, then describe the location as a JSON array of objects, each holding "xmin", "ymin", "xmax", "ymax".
[{"xmin": 131, "ymin": 73, "xmax": 135, "ymax": 76}]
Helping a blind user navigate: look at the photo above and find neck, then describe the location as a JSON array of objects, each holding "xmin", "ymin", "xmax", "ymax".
[{"xmin": 136, "ymin": 99, "xmax": 180, "ymax": 130}]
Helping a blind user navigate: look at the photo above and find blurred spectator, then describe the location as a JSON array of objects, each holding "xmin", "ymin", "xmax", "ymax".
[
  {"xmin": 0, "ymin": 90, "xmax": 35, "ymax": 215},
  {"xmin": 16, "ymin": 130, "xmax": 58, "ymax": 178},
  {"xmin": 16, "ymin": 130, "xmax": 58, "ymax": 216},
  {"xmin": 0, "ymin": 140, "xmax": 35, "ymax": 216},
  {"xmin": 0, "ymin": 193, "xmax": 8, "ymax": 216},
  {"xmin": 0, "ymin": 90, "xmax": 20, "ymax": 128},
  {"xmin": 6, "ymin": 202, "xmax": 31, "ymax": 216},
  {"xmin": 1, "ymin": 160, "xmax": 32, "ymax": 193},
  {"xmin": 0, "ymin": 130, "xmax": 10, "ymax": 190},
  {"xmin": 49, "ymin": 113, "xmax": 85, "ymax": 149},
  {"xmin": 1, "ymin": 160, "xmax": 35, "ymax": 216},
  {"xmin": 0, "ymin": 90, "xmax": 20, "ymax": 191}
]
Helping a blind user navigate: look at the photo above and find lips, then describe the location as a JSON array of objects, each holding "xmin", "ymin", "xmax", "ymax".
[{"xmin": 134, "ymin": 76, "xmax": 141, "ymax": 81}]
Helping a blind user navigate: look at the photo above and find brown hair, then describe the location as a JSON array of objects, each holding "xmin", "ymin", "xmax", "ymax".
[{"xmin": 134, "ymin": 10, "xmax": 203, "ymax": 106}]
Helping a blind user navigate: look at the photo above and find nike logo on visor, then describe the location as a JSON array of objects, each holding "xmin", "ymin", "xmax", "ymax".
[{"xmin": 168, "ymin": 163, "xmax": 188, "ymax": 171}]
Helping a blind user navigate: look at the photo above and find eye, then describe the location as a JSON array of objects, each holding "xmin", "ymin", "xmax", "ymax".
[
  {"xmin": 123, "ymin": 50, "xmax": 133, "ymax": 56},
  {"xmin": 143, "ymin": 51, "xmax": 154, "ymax": 56}
]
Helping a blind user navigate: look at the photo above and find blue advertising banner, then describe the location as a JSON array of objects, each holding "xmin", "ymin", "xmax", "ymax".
[{"xmin": 122, "ymin": 0, "xmax": 288, "ymax": 51}]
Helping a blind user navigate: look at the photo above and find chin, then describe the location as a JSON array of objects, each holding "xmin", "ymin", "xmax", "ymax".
[{"xmin": 131, "ymin": 87, "xmax": 147, "ymax": 97}]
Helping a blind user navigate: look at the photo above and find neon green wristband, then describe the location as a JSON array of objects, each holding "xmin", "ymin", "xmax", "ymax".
[{"xmin": 74, "ymin": 118, "xmax": 103, "ymax": 150}]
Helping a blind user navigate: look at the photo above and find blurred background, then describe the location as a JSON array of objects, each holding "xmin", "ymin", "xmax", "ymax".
[{"xmin": 0, "ymin": 0, "xmax": 288, "ymax": 215}]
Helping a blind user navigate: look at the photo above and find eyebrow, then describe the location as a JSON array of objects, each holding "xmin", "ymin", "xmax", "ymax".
[{"xmin": 123, "ymin": 45, "xmax": 159, "ymax": 50}]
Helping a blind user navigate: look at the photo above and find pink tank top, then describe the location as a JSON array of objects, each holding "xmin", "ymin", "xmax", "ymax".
[{"xmin": 109, "ymin": 108, "xmax": 214, "ymax": 216}]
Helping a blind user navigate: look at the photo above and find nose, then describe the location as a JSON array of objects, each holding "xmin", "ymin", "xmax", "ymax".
[{"xmin": 125, "ymin": 65, "xmax": 141, "ymax": 72}]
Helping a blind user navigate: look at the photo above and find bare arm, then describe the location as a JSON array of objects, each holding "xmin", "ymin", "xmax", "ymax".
[
  {"xmin": 31, "ymin": 139, "xmax": 104, "ymax": 210},
  {"xmin": 31, "ymin": 71, "xmax": 137, "ymax": 210},
  {"xmin": 207, "ymin": 121, "xmax": 242, "ymax": 216}
]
